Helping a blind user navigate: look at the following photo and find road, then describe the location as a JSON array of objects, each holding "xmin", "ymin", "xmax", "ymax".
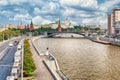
[
  {"xmin": 0, "ymin": 37, "xmax": 22, "ymax": 80},
  {"xmin": 0, "ymin": 37, "xmax": 21, "ymax": 53},
  {"xmin": 0, "ymin": 41, "xmax": 11, "ymax": 53},
  {"xmin": 0, "ymin": 46, "xmax": 17, "ymax": 80}
]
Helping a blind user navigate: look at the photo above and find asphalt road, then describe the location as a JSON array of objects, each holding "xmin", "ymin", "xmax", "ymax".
[
  {"xmin": 0, "ymin": 37, "xmax": 21, "ymax": 53},
  {"xmin": 0, "ymin": 41, "xmax": 10, "ymax": 53},
  {"xmin": 0, "ymin": 46, "xmax": 17, "ymax": 80},
  {"xmin": 0, "ymin": 37, "xmax": 23, "ymax": 80},
  {"xmin": 0, "ymin": 36, "xmax": 28, "ymax": 80}
]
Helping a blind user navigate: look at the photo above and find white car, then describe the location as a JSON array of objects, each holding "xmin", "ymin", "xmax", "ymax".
[{"xmin": 9, "ymin": 42, "xmax": 13, "ymax": 47}]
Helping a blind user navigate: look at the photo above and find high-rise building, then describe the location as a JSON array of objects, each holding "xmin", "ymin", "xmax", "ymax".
[
  {"xmin": 108, "ymin": 8, "xmax": 120, "ymax": 36},
  {"xmin": 113, "ymin": 8, "xmax": 120, "ymax": 23},
  {"xmin": 108, "ymin": 13, "xmax": 114, "ymax": 35},
  {"xmin": 113, "ymin": 8, "xmax": 120, "ymax": 35}
]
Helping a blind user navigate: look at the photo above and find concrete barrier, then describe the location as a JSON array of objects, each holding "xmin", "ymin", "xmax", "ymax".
[
  {"xmin": 42, "ymin": 60, "xmax": 57, "ymax": 80},
  {"xmin": 48, "ymin": 53, "xmax": 69, "ymax": 80}
]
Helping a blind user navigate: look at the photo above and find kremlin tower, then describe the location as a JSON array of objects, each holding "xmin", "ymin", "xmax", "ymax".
[
  {"xmin": 19, "ymin": 22, "xmax": 25, "ymax": 30},
  {"xmin": 57, "ymin": 20, "xmax": 62, "ymax": 32},
  {"xmin": 29, "ymin": 20, "xmax": 34, "ymax": 31}
]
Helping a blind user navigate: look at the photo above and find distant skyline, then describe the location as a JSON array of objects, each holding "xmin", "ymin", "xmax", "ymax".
[{"xmin": 0, "ymin": 0, "xmax": 120, "ymax": 27}]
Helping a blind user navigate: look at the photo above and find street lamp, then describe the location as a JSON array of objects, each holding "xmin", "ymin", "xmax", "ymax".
[{"xmin": 2, "ymin": 34, "xmax": 4, "ymax": 41}]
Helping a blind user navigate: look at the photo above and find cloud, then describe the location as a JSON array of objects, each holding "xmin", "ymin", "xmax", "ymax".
[
  {"xmin": 33, "ymin": 16, "xmax": 52, "ymax": 24},
  {"xmin": 38, "ymin": 2, "xmax": 60, "ymax": 15},
  {"xmin": 33, "ymin": 7, "xmax": 41, "ymax": 15},
  {"xmin": 60, "ymin": 0, "xmax": 115, "ymax": 27},
  {"xmin": 0, "ymin": 0, "xmax": 120, "ymax": 27},
  {"xmin": 0, "ymin": 0, "xmax": 8, "ymax": 6},
  {"xmin": 82, "ymin": 16, "xmax": 107, "ymax": 26},
  {"xmin": 0, "ymin": 0, "xmax": 29, "ymax": 6},
  {"xmin": 32, "ymin": 16, "xmax": 42, "ymax": 24},
  {"xmin": 8, "ymin": 0, "xmax": 28, "ymax": 5},
  {"xmin": 99, "ymin": 0, "xmax": 120, "ymax": 12},
  {"xmin": 60, "ymin": 0, "xmax": 98, "ymax": 10},
  {"xmin": 0, "ymin": 10, "xmax": 14, "ymax": 17},
  {"xmin": 14, "ymin": 8, "xmax": 28, "ymax": 14},
  {"xmin": 13, "ymin": 13, "xmax": 32, "ymax": 21}
]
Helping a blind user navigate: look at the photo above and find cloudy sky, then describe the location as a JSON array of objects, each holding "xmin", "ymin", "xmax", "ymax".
[{"xmin": 0, "ymin": 0, "xmax": 120, "ymax": 27}]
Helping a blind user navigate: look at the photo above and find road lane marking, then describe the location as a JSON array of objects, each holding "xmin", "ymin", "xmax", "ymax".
[{"xmin": 0, "ymin": 47, "xmax": 8, "ymax": 60}]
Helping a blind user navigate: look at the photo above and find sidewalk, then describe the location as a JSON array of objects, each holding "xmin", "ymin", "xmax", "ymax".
[
  {"xmin": 29, "ymin": 40, "xmax": 54, "ymax": 80},
  {"xmin": 31, "ymin": 37, "xmax": 63, "ymax": 80}
]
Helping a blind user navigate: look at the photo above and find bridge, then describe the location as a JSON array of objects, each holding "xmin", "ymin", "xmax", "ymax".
[{"xmin": 46, "ymin": 31, "xmax": 86, "ymax": 37}]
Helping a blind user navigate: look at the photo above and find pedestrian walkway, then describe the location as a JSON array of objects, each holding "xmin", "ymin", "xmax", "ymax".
[
  {"xmin": 31, "ymin": 37, "xmax": 63, "ymax": 80},
  {"xmin": 29, "ymin": 40, "xmax": 54, "ymax": 80}
]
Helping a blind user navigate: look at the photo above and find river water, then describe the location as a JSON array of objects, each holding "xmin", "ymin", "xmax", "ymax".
[{"xmin": 35, "ymin": 36, "xmax": 120, "ymax": 80}]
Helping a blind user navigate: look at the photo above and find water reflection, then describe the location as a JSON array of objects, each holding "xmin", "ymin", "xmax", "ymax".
[{"xmin": 35, "ymin": 38, "xmax": 120, "ymax": 80}]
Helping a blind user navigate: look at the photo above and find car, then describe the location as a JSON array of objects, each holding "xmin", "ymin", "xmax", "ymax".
[
  {"xmin": 14, "ymin": 41, "xmax": 18, "ymax": 46},
  {"xmin": 9, "ymin": 42, "xmax": 13, "ymax": 47}
]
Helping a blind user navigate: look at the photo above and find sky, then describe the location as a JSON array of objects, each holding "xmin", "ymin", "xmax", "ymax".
[{"xmin": 0, "ymin": 0, "xmax": 120, "ymax": 27}]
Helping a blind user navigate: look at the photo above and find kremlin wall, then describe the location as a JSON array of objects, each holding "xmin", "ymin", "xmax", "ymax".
[{"xmin": 5, "ymin": 20, "xmax": 74, "ymax": 29}]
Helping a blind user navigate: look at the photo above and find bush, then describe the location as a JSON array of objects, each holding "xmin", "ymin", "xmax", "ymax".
[{"xmin": 23, "ymin": 39, "xmax": 36, "ymax": 77}]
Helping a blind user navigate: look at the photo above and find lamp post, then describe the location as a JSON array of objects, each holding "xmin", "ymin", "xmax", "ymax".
[{"xmin": 2, "ymin": 34, "xmax": 4, "ymax": 41}]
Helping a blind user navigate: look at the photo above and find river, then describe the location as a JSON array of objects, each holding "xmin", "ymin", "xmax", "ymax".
[{"xmin": 35, "ymin": 36, "xmax": 120, "ymax": 80}]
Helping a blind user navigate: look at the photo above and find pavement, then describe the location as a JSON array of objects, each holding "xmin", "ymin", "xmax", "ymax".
[
  {"xmin": 31, "ymin": 37, "xmax": 63, "ymax": 80},
  {"xmin": 29, "ymin": 39, "xmax": 54, "ymax": 80}
]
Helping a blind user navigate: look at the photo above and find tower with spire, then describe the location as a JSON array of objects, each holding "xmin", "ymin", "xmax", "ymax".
[
  {"xmin": 29, "ymin": 19, "xmax": 34, "ymax": 31},
  {"xmin": 19, "ymin": 21, "xmax": 24, "ymax": 30},
  {"xmin": 57, "ymin": 20, "xmax": 62, "ymax": 32}
]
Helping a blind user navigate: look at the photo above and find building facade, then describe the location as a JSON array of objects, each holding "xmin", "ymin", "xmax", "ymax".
[
  {"xmin": 19, "ymin": 22, "xmax": 25, "ymax": 30},
  {"xmin": 108, "ymin": 13, "xmax": 114, "ymax": 35},
  {"xmin": 115, "ymin": 21, "xmax": 120, "ymax": 35},
  {"xmin": 113, "ymin": 8, "xmax": 120, "ymax": 35},
  {"xmin": 6, "ymin": 24, "xmax": 17, "ymax": 29},
  {"xmin": 108, "ymin": 8, "xmax": 120, "ymax": 36}
]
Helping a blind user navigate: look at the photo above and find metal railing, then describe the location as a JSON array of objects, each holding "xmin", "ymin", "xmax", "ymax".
[{"xmin": 48, "ymin": 52, "xmax": 69, "ymax": 80}]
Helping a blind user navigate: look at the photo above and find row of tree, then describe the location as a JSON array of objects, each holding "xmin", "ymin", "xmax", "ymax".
[
  {"xmin": 23, "ymin": 39, "xmax": 36, "ymax": 77},
  {"xmin": 0, "ymin": 28, "xmax": 20, "ymax": 42},
  {"xmin": 74, "ymin": 26, "xmax": 100, "ymax": 31},
  {"xmin": 0, "ymin": 26, "xmax": 101, "ymax": 41}
]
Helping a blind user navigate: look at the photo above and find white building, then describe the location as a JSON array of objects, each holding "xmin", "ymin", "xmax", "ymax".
[
  {"xmin": 6, "ymin": 24, "xmax": 17, "ymax": 29},
  {"xmin": 113, "ymin": 8, "xmax": 120, "ymax": 35},
  {"xmin": 108, "ymin": 8, "xmax": 120, "ymax": 36}
]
